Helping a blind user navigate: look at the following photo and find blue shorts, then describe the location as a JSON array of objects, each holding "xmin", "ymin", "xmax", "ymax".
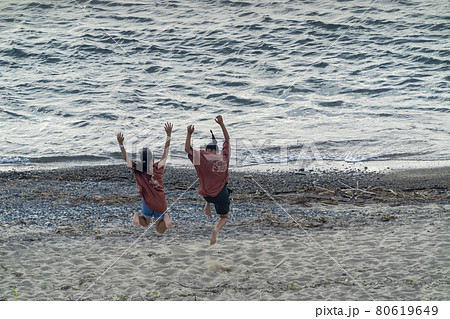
[{"xmin": 141, "ymin": 198, "xmax": 164, "ymax": 220}]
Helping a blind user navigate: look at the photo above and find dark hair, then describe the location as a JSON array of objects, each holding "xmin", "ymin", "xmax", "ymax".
[
  {"xmin": 206, "ymin": 144, "xmax": 217, "ymax": 151},
  {"xmin": 133, "ymin": 147, "xmax": 153, "ymax": 174}
]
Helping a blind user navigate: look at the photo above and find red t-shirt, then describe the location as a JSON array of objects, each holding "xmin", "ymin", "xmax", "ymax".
[
  {"xmin": 131, "ymin": 161, "xmax": 167, "ymax": 214},
  {"xmin": 188, "ymin": 141, "xmax": 230, "ymax": 197}
]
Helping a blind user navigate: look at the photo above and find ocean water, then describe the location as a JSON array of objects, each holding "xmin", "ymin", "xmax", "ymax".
[{"xmin": 0, "ymin": 0, "xmax": 449, "ymax": 171}]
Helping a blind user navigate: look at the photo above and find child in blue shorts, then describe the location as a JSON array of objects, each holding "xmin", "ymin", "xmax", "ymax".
[{"xmin": 117, "ymin": 123, "xmax": 173, "ymax": 233}]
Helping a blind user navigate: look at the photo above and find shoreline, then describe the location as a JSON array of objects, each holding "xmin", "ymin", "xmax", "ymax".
[
  {"xmin": 1, "ymin": 161, "xmax": 449, "ymax": 185},
  {"xmin": 1, "ymin": 157, "xmax": 450, "ymax": 174},
  {"xmin": 1, "ymin": 162, "xmax": 448, "ymax": 194}
]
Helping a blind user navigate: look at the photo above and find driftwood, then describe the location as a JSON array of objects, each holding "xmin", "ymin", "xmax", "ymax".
[
  {"xmin": 272, "ymin": 259, "xmax": 286, "ymax": 270},
  {"xmin": 233, "ymin": 183, "xmax": 448, "ymax": 206}
]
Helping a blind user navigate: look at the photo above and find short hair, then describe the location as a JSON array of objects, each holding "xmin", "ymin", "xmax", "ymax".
[{"xmin": 206, "ymin": 144, "xmax": 217, "ymax": 151}]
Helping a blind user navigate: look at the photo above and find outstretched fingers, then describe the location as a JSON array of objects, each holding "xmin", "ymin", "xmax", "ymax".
[
  {"xmin": 117, "ymin": 132, "xmax": 124, "ymax": 144},
  {"xmin": 164, "ymin": 122, "xmax": 173, "ymax": 135},
  {"xmin": 187, "ymin": 125, "xmax": 195, "ymax": 134}
]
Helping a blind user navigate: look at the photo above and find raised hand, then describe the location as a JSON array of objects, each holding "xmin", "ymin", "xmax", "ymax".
[
  {"xmin": 164, "ymin": 122, "xmax": 173, "ymax": 136},
  {"xmin": 187, "ymin": 125, "xmax": 195, "ymax": 134},
  {"xmin": 215, "ymin": 115, "xmax": 224, "ymax": 126},
  {"xmin": 215, "ymin": 115, "xmax": 229, "ymax": 142},
  {"xmin": 117, "ymin": 132, "xmax": 124, "ymax": 145}
]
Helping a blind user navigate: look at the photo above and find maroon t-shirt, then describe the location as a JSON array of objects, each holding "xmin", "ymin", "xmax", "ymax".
[
  {"xmin": 131, "ymin": 161, "xmax": 167, "ymax": 214},
  {"xmin": 188, "ymin": 141, "xmax": 230, "ymax": 197}
]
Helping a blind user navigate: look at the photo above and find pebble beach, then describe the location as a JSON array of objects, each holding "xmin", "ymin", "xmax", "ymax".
[{"xmin": 0, "ymin": 165, "xmax": 449, "ymax": 301}]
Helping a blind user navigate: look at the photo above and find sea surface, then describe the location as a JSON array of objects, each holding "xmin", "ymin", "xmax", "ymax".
[{"xmin": 0, "ymin": 0, "xmax": 449, "ymax": 171}]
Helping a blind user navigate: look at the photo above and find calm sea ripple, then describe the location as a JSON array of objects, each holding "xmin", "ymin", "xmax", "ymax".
[{"xmin": 0, "ymin": 0, "xmax": 449, "ymax": 169}]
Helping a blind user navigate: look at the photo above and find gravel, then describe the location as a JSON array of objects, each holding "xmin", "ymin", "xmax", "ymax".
[{"xmin": 0, "ymin": 164, "xmax": 448, "ymax": 239}]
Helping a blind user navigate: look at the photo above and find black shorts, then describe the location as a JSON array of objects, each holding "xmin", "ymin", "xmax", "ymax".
[{"xmin": 203, "ymin": 186, "xmax": 230, "ymax": 215}]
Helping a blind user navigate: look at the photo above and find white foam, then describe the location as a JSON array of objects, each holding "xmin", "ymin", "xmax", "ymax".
[{"xmin": 0, "ymin": 157, "xmax": 29, "ymax": 164}]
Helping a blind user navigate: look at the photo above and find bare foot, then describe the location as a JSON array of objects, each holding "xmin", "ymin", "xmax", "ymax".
[
  {"xmin": 204, "ymin": 202, "xmax": 212, "ymax": 217},
  {"xmin": 210, "ymin": 229, "xmax": 218, "ymax": 245},
  {"xmin": 164, "ymin": 213, "xmax": 173, "ymax": 229},
  {"xmin": 139, "ymin": 216, "xmax": 151, "ymax": 227},
  {"xmin": 132, "ymin": 212, "xmax": 140, "ymax": 226}
]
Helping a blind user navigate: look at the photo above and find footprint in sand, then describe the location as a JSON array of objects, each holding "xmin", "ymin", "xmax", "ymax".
[
  {"xmin": 154, "ymin": 257, "xmax": 172, "ymax": 264},
  {"xmin": 205, "ymin": 257, "xmax": 232, "ymax": 271}
]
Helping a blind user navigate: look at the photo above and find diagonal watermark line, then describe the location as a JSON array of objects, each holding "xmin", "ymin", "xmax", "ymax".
[
  {"xmin": 76, "ymin": 177, "xmax": 199, "ymax": 301},
  {"xmin": 70, "ymin": 0, "xmax": 199, "ymax": 125},
  {"xmin": 250, "ymin": 177, "xmax": 375, "ymax": 301},
  {"xmin": 249, "ymin": 0, "xmax": 379, "ymax": 127}
]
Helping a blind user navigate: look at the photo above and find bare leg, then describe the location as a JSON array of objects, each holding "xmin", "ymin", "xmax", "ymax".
[
  {"xmin": 133, "ymin": 212, "xmax": 140, "ymax": 226},
  {"xmin": 210, "ymin": 214, "xmax": 228, "ymax": 245},
  {"xmin": 204, "ymin": 202, "xmax": 212, "ymax": 217},
  {"xmin": 163, "ymin": 213, "xmax": 172, "ymax": 229}
]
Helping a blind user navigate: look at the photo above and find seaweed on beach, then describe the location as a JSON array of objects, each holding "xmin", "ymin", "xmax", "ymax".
[{"xmin": 232, "ymin": 184, "xmax": 448, "ymax": 207}]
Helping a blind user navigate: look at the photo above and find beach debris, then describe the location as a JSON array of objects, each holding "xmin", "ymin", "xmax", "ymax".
[
  {"xmin": 173, "ymin": 185, "xmax": 197, "ymax": 191},
  {"xmin": 273, "ymin": 259, "xmax": 286, "ymax": 270},
  {"xmin": 238, "ymin": 183, "xmax": 447, "ymax": 206},
  {"xmin": 254, "ymin": 215, "xmax": 291, "ymax": 227},
  {"xmin": 302, "ymin": 216, "xmax": 328, "ymax": 228},
  {"xmin": 380, "ymin": 215, "xmax": 397, "ymax": 222}
]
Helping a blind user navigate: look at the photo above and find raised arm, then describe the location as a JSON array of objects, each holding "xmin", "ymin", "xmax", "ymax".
[
  {"xmin": 185, "ymin": 125, "xmax": 194, "ymax": 155},
  {"xmin": 158, "ymin": 122, "xmax": 173, "ymax": 167},
  {"xmin": 116, "ymin": 132, "xmax": 133, "ymax": 168},
  {"xmin": 215, "ymin": 115, "xmax": 230, "ymax": 142}
]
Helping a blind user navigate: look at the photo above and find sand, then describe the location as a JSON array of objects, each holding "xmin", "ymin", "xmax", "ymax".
[
  {"xmin": 0, "ymin": 165, "xmax": 449, "ymax": 300},
  {"xmin": 1, "ymin": 204, "xmax": 448, "ymax": 301}
]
